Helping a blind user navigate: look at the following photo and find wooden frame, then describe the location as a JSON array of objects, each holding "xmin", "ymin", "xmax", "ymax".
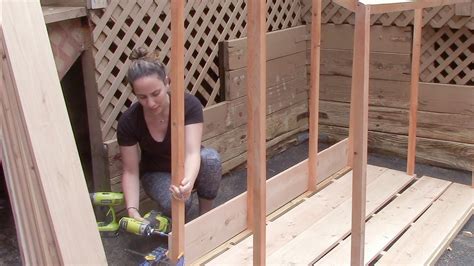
[{"xmin": 165, "ymin": 0, "xmax": 474, "ymax": 264}]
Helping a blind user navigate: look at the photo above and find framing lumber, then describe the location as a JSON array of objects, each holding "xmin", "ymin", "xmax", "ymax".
[
  {"xmin": 183, "ymin": 138, "xmax": 349, "ymax": 264},
  {"xmin": 207, "ymin": 165, "xmax": 388, "ymax": 265},
  {"xmin": 333, "ymin": 0, "xmax": 472, "ymax": 14},
  {"xmin": 377, "ymin": 183, "xmax": 474, "ymax": 265},
  {"xmin": 407, "ymin": 8, "xmax": 422, "ymax": 175},
  {"xmin": 266, "ymin": 169, "xmax": 415, "ymax": 265},
  {"xmin": 170, "ymin": 0, "xmax": 185, "ymax": 263},
  {"xmin": 42, "ymin": 6, "xmax": 87, "ymax": 24},
  {"xmin": 308, "ymin": 0, "xmax": 322, "ymax": 191},
  {"xmin": 246, "ymin": 1, "xmax": 267, "ymax": 264},
  {"xmin": 350, "ymin": 3, "xmax": 371, "ymax": 264},
  {"xmin": 318, "ymin": 176, "xmax": 451, "ymax": 265},
  {"xmin": 0, "ymin": 1, "xmax": 106, "ymax": 264}
]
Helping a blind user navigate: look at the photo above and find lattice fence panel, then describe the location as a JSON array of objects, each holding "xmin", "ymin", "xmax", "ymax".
[
  {"xmin": 301, "ymin": 0, "xmax": 474, "ymax": 29},
  {"xmin": 90, "ymin": 0, "xmax": 302, "ymax": 141},
  {"xmin": 420, "ymin": 26, "xmax": 473, "ymax": 85}
]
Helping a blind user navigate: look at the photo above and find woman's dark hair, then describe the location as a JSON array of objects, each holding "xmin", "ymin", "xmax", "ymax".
[{"xmin": 127, "ymin": 47, "xmax": 167, "ymax": 87}]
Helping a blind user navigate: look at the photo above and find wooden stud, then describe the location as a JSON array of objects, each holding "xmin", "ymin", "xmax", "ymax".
[
  {"xmin": 81, "ymin": 19, "xmax": 111, "ymax": 191},
  {"xmin": 407, "ymin": 8, "xmax": 423, "ymax": 176},
  {"xmin": 170, "ymin": 0, "xmax": 185, "ymax": 263},
  {"xmin": 247, "ymin": 0, "xmax": 266, "ymax": 265},
  {"xmin": 350, "ymin": 2, "xmax": 371, "ymax": 265},
  {"xmin": 308, "ymin": 0, "xmax": 322, "ymax": 191}
]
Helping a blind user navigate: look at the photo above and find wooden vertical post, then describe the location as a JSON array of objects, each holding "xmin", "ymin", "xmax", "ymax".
[
  {"xmin": 81, "ymin": 19, "xmax": 111, "ymax": 191},
  {"xmin": 350, "ymin": 2, "xmax": 370, "ymax": 265},
  {"xmin": 407, "ymin": 8, "xmax": 423, "ymax": 176},
  {"xmin": 247, "ymin": 0, "xmax": 266, "ymax": 265},
  {"xmin": 308, "ymin": 0, "xmax": 322, "ymax": 191},
  {"xmin": 170, "ymin": 0, "xmax": 185, "ymax": 263}
]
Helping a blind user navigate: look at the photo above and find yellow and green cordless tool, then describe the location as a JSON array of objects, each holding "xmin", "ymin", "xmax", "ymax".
[{"xmin": 90, "ymin": 192, "xmax": 124, "ymax": 236}]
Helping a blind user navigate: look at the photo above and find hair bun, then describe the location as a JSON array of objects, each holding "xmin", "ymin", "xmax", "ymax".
[{"xmin": 129, "ymin": 47, "xmax": 149, "ymax": 60}]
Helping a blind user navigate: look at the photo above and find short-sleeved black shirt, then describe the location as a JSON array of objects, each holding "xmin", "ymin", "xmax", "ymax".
[{"xmin": 117, "ymin": 93, "xmax": 203, "ymax": 174}]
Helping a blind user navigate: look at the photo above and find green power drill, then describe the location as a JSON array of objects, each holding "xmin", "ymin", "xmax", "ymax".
[
  {"xmin": 90, "ymin": 192, "xmax": 124, "ymax": 236},
  {"xmin": 119, "ymin": 210, "xmax": 171, "ymax": 237}
]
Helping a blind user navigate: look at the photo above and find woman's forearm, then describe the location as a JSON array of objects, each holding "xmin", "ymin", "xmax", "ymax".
[{"xmin": 122, "ymin": 171, "xmax": 141, "ymax": 215}]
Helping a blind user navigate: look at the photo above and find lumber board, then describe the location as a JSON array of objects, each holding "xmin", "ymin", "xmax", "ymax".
[
  {"xmin": 407, "ymin": 8, "xmax": 422, "ymax": 175},
  {"xmin": 223, "ymin": 51, "xmax": 307, "ymax": 100},
  {"xmin": 222, "ymin": 25, "xmax": 307, "ymax": 71},
  {"xmin": 321, "ymin": 76, "xmax": 474, "ymax": 116},
  {"xmin": 308, "ymin": 0, "xmax": 322, "ymax": 191},
  {"xmin": 183, "ymin": 138, "xmax": 349, "ymax": 264},
  {"xmin": 319, "ymin": 49, "xmax": 411, "ymax": 81},
  {"xmin": 246, "ymin": 1, "xmax": 267, "ymax": 263},
  {"xmin": 320, "ymin": 125, "xmax": 474, "ymax": 171},
  {"xmin": 377, "ymin": 182, "xmax": 474, "ymax": 265},
  {"xmin": 170, "ymin": 0, "xmax": 185, "ymax": 262},
  {"xmin": 319, "ymin": 100, "xmax": 474, "ymax": 144},
  {"xmin": 317, "ymin": 176, "xmax": 452, "ymax": 265},
  {"xmin": 267, "ymin": 169, "xmax": 415, "ymax": 265},
  {"xmin": 349, "ymin": 3, "xmax": 371, "ymax": 263},
  {"xmin": 42, "ymin": 6, "xmax": 87, "ymax": 24},
  {"xmin": 0, "ymin": 1, "xmax": 106, "ymax": 264},
  {"xmin": 321, "ymin": 24, "xmax": 412, "ymax": 54},
  {"xmin": 333, "ymin": 0, "xmax": 472, "ymax": 14},
  {"xmin": 206, "ymin": 165, "xmax": 388, "ymax": 265}
]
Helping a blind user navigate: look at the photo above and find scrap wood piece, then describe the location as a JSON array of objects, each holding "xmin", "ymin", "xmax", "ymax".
[{"xmin": 0, "ymin": 1, "xmax": 106, "ymax": 264}]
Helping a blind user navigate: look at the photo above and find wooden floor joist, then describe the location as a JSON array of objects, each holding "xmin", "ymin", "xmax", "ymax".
[{"xmin": 0, "ymin": 1, "xmax": 106, "ymax": 264}]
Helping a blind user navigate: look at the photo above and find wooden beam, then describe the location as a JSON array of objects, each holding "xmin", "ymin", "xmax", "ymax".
[
  {"xmin": 42, "ymin": 6, "xmax": 87, "ymax": 24},
  {"xmin": 0, "ymin": 0, "xmax": 106, "ymax": 264},
  {"xmin": 350, "ymin": 2, "xmax": 371, "ymax": 265},
  {"xmin": 407, "ymin": 8, "xmax": 423, "ymax": 176},
  {"xmin": 247, "ymin": 1, "xmax": 266, "ymax": 265},
  {"xmin": 308, "ymin": 0, "xmax": 322, "ymax": 191},
  {"xmin": 170, "ymin": 0, "xmax": 185, "ymax": 263},
  {"xmin": 333, "ymin": 0, "xmax": 472, "ymax": 14}
]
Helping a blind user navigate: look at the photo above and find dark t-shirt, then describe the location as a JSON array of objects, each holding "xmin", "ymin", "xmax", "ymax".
[{"xmin": 117, "ymin": 93, "xmax": 203, "ymax": 174}]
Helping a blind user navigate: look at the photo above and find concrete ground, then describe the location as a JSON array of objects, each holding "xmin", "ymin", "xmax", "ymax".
[{"xmin": 0, "ymin": 138, "xmax": 472, "ymax": 265}]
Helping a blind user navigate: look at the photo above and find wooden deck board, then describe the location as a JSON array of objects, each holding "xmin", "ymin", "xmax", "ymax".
[
  {"xmin": 317, "ymin": 176, "xmax": 452, "ymax": 265},
  {"xmin": 266, "ymin": 169, "xmax": 414, "ymax": 265},
  {"xmin": 206, "ymin": 165, "xmax": 388, "ymax": 265},
  {"xmin": 377, "ymin": 182, "xmax": 474, "ymax": 265}
]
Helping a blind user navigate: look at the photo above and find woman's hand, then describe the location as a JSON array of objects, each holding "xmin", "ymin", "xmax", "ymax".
[
  {"xmin": 127, "ymin": 207, "xmax": 144, "ymax": 221},
  {"xmin": 169, "ymin": 178, "xmax": 193, "ymax": 201}
]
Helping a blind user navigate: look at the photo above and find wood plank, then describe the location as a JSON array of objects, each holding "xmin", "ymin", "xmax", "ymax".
[
  {"xmin": 377, "ymin": 182, "xmax": 474, "ymax": 265},
  {"xmin": 42, "ymin": 6, "xmax": 87, "ymax": 24},
  {"xmin": 222, "ymin": 25, "xmax": 307, "ymax": 71},
  {"xmin": 407, "ymin": 8, "xmax": 422, "ymax": 175},
  {"xmin": 322, "ymin": 24, "xmax": 412, "ymax": 54},
  {"xmin": 350, "ymin": 3, "xmax": 371, "ymax": 264},
  {"xmin": 319, "ymin": 49, "xmax": 411, "ymax": 81},
  {"xmin": 183, "ymin": 138, "xmax": 349, "ymax": 264},
  {"xmin": 206, "ymin": 165, "xmax": 388, "ymax": 265},
  {"xmin": 223, "ymin": 51, "xmax": 307, "ymax": 100},
  {"xmin": 320, "ymin": 125, "xmax": 474, "ymax": 171},
  {"xmin": 319, "ymin": 101, "xmax": 474, "ymax": 144},
  {"xmin": 246, "ymin": 1, "xmax": 267, "ymax": 264},
  {"xmin": 1, "ymin": 1, "xmax": 106, "ymax": 264},
  {"xmin": 170, "ymin": 0, "xmax": 185, "ymax": 263},
  {"xmin": 308, "ymin": 0, "xmax": 322, "ymax": 191},
  {"xmin": 266, "ymin": 169, "xmax": 415, "ymax": 265},
  {"xmin": 318, "ymin": 176, "xmax": 452, "ymax": 265},
  {"xmin": 333, "ymin": 0, "xmax": 472, "ymax": 14},
  {"xmin": 321, "ymin": 76, "xmax": 474, "ymax": 116}
]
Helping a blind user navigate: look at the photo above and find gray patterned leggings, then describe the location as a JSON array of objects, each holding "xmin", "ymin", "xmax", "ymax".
[{"xmin": 141, "ymin": 147, "xmax": 222, "ymax": 217}]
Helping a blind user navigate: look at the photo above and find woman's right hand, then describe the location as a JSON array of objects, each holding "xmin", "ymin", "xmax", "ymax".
[{"xmin": 128, "ymin": 207, "xmax": 144, "ymax": 221}]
